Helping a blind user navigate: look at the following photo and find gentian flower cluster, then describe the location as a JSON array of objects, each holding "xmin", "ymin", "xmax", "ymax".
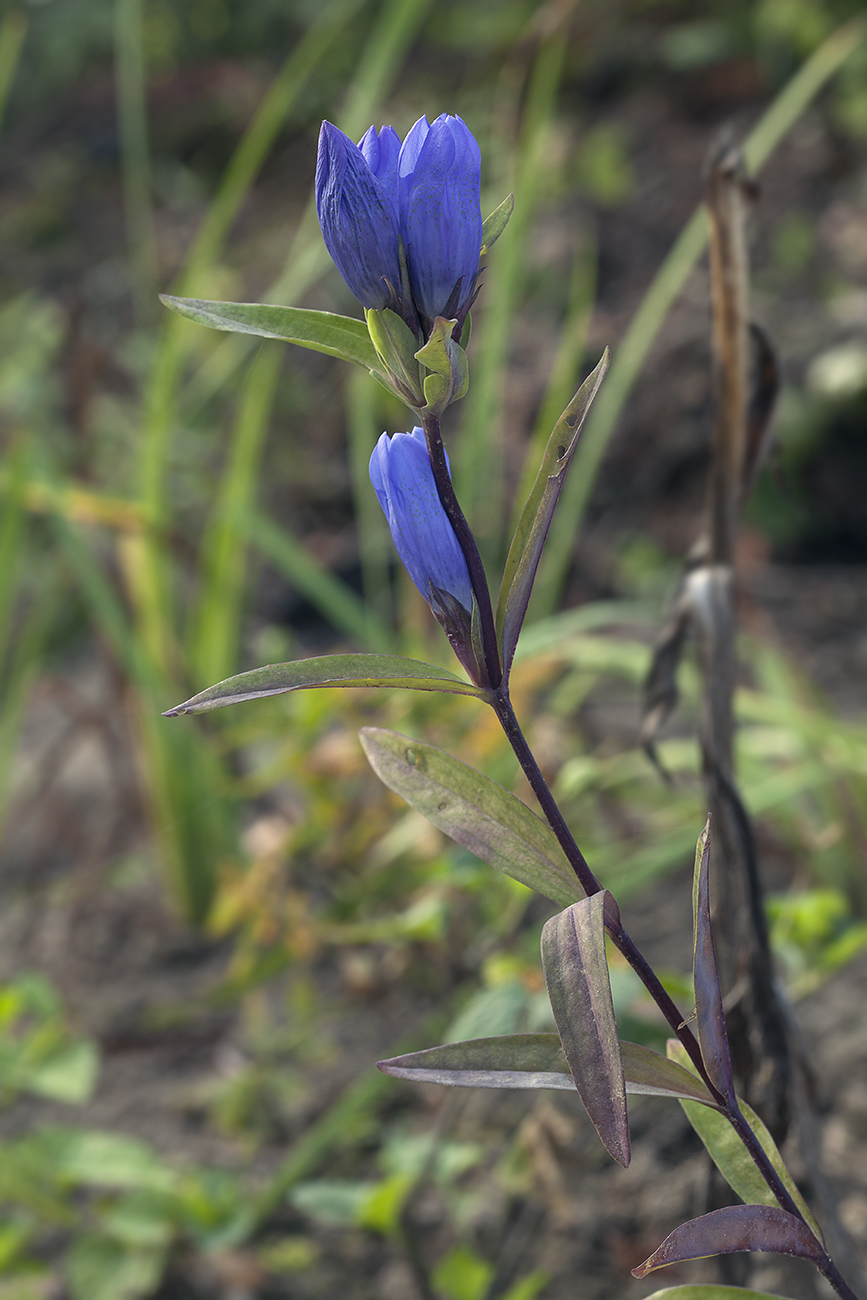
[
  {"xmin": 316, "ymin": 114, "xmax": 483, "ymax": 340},
  {"xmin": 369, "ymin": 428, "xmax": 477, "ymax": 677}
]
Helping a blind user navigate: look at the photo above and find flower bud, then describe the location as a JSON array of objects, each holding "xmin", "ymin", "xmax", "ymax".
[
  {"xmin": 369, "ymin": 428, "xmax": 477, "ymax": 678},
  {"xmin": 315, "ymin": 122, "xmax": 405, "ymax": 317}
]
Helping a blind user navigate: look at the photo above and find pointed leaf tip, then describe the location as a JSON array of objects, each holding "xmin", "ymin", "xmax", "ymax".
[
  {"xmin": 164, "ymin": 655, "xmax": 489, "ymax": 716},
  {"xmin": 496, "ymin": 352, "xmax": 609, "ymax": 677},
  {"xmin": 632, "ymin": 1205, "xmax": 824, "ymax": 1279}
]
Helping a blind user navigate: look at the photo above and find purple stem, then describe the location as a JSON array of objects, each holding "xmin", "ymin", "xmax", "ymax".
[{"xmin": 419, "ymin": 411, "xmax": 501, "ymax": 689}]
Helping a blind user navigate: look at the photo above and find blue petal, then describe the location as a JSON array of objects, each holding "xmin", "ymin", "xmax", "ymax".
[
  {"xmin": 359, "ymin": 124, "xmax": 401, "ymax": 209},
  {"xmin": 399, "ymin": 115, "xmax": 482, "ymax": 323},
  {"xmin": 315, "ymin": 122, "xmax": 402, "ymax": 311},
  {"xmin": 369, "ymin": 428, "xmax": 472, "ymax": 612}
]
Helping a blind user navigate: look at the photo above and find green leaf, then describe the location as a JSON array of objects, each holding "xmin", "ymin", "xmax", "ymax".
[
  {"xmin": 691, "ymin": 818, "xmax": 735, "ymax": 1105},
  {"xmin": 666, "ymin": 1042, "xmax": 822, "ymax": 1240},
  {"xmin": 496, "ymin": 350, "xmax": 609, "ymax": 675},
  {"xmin": 541, "ymin": 894, "xmax": 630, "ymax": 1167},
  {"xmin": 379, "ymin": 1034, "xmax": 716, "ymax": 1104},
  {"xmin": 159, "ymin": 296, "xmax": 382, "ymax": 372},
  {"xmin": 433, "ymin": 1245, "xmax": 494, "ymax": 1300},
  {"xmin": 632, "ymin": 1206, "xmax": 823, "ymax": 1279},
  {"xmin": 67, "ymin": 1235, "xmax": 166, "ymax": 1300},
  {"xmin": 23, "ymin": 1038, "xmax": 98, "ymax": 1105},
  {"xmin": 480, "ymin": 193, "xmax": 515, "ymax": 253},
  {"xmin": 358, "ymin": 728, "xmax": 581, "ymax": 907},
  {"xmin": 164, "ymin": 655, "xmax": 490, "ymax": 716},
  {"xmin": 642, "ymin": 1288, "xmax": 803, "ymax": 1300},
  {"xmin": 33, "ymin": 1128, "xmax": 177, "ymax": 1193}
]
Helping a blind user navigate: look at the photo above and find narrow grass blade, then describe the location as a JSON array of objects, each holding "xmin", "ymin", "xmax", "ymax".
[
  {"xmin": 0, "ymin": 9, "xmax": 26, "ymax": 137},
  {"xmin": 536, "ymin": 17, "xmax": 867, "ymax": 613},
  {"xmin": 541, "ymin": 895, "xmax": 631, "ymax": 1167},
  {"xmin": 455, "ymin": 19, "xmax": 571, "ymax": 539},
  {"xmin": 114, "ymin": 0, "xmax": 157, "ymax": 321},
  {"xmin": 244, "ymin": 507, "xmax": 388, "ymax": 652},
  {"xmin": 632, "ymin": 1206, "xmax": 824, "ymax": 1279},
  {"xmin": 191, "ymin": 343, "xmax": 281, "ymax": 689},
  {"xmin": 359, "ymin": 728, "xmax": 581, "ymax": 908}
]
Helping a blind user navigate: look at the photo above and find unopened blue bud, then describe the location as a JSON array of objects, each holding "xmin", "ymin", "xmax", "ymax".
[
  {"xmin": 398, "ymin": 114, "xmax": 482, "ymax": 331},
  {"xmin": 370, "ymin": 428, "xmax": 479, "ymax": 676},
  {"xmin": 316, "ymin": 122, "xmax": 404, "ymax": 315}
]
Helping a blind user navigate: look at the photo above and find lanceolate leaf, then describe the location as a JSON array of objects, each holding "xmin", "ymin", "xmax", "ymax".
[
  {"xmin": 358, "ymin": 729, "xmax": 580, "ymax": 908},
  {"xmin": 666, "ymin": 1042, "xmax": 822, "ymax": 1241},
  {"xmin": 378, "ymin": 1034, "xmax": 717, "ymax": 1106},
  {"xmin": 496, "ymin": 351, "xmax": 609, "ymax": 675},
  {"xmin": 541, "ymin": 895, "xmax": 630, "ymax": 1167},
  {"xmin": 164, "ymin": 656, "xmax": 489, "ymax": 716},
  {"xmin": 159, "ymin": 296, "xmax": 382, "ymax": 373},
  {"xmin": 692, "ymin": 819, "xmax": 736, "ymax": 1105},
  {"xmin": 631, "ymin": 1205, "xmax": 825, "ymax": 1279},
  {"xmin": 642, "ymin": 1289, "xmax": 796, "ymax": 1300}
]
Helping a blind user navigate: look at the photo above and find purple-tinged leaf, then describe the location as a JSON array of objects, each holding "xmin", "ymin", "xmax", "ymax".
[
  {"xmin": 667, "ymin": 1041, "xmax": 822, "ymax": 1240},
  {"xmin": 359, "ymin": 729, "xmax": 581, "ymax": 908},
  {"xmin": 541, "ymin": 894, "xmax": 630, "ymax": 1167},
  {"xmin": 643, "ymin": 1286, "xmax": 803, "ymax": 1300},
  {"xmin": 632, "ymin": 1205, "xmax": 824, "ymax": 1279},
  {"xmin": 692, "ymin": 818, "xmax": 735, "ymax": 1105},
  {"xmin": 164, "ymin": 655, "xmax": 490, "ymax": 716},
  {"xmin": 159, "ymin": 296, "xmax": 382, "ymax": 372},
  {"xmin": 378, "ymin": 1034, "xmax": 717, "ymax": 1106},
  {"xmin": 496, "ymin": 351, "xmax": 609, "ymax": 677},
  {"xmin": 621, "ymin": 1041, "xmax": 717, "ymax": 1106}
]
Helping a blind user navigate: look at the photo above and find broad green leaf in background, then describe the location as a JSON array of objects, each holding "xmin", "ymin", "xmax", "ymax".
[
  {"xmin": 67, "ymin": 1234, "xmax": 166, "ymax": 1300},
  {"xmin": 496, "ymin": 350, "xmax": 609, "ymax": 675},
  {"xmin": 164, "ymin": 655, "xmax": 490, "ymax": 716},
  {"xmin": 379, "ymin": 1033, "xmax": 716, "ymax": 1105},
  {"xmin": 358, "ymin": 728, "xmax": 581, "ymax": 908},
  {"xmin": 32, "ymin": 1129, "xmax": 176, "ymax": 1193},
  {"xmin": 632, "ymin": 1205, "xmax": 824, "ymax": 1279},
  {"xmin": 691, "ymin": 819, "xmax": 735, "ymax": 1105},
  {"xmin": 666, "ymin": 1041, "xmax": 822, "ymax": 1239},
  {"xmin": 541, "ymin": 893, "xmax": 630, "ymax": 1166},
  {"xmin": 159, "ymin": 296, "xmax": 382, "ymax": 373}
]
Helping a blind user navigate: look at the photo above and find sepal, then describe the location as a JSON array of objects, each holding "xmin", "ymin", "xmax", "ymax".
[
  {"xmin": 415, "ymin": 317, "xmax": 469, "ymax": 415},
  {"xmin": 366, "ymin": 308, "xmax": 425, "ymax": 408}
]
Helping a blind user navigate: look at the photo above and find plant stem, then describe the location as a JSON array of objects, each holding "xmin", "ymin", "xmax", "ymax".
[
  {"xmin": 420, "ymin": 411, "xmax": 501, "ymax": 688},
  {"xmin": 491, "ymin": 687, "xmax": 863, "ymax": 1300},
  {"xmin": 492, "ymin": 687, "xmax": 715, "ymax": 1093}
]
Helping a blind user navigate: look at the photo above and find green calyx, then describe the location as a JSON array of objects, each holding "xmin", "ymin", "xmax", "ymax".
[
  {"xmin": 365, "ymin": 308, "xmax": 426, "ymax": 408},
  {"xmin": 416, "ymin": 318, "xmax": 470, "ymax": 416}
]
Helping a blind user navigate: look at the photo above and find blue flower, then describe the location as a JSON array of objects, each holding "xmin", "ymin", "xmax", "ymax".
[
  {"xmin": 370, "ymin": 428, "xmax": 477, "ymax": 673},
  {"xmin": 316, "ymin": 115, "xmax": 482, "ymax": 337}
]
